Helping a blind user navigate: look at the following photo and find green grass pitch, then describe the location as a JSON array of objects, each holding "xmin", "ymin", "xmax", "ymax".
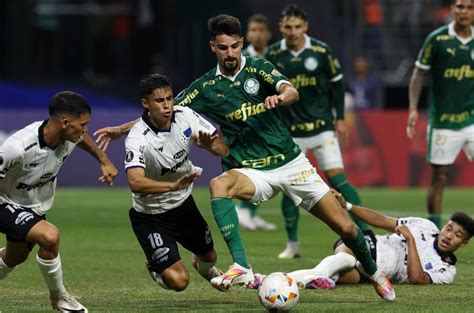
[{"xmin": 0, "ymin": 188, "xmax": 473, "ymax": 312}]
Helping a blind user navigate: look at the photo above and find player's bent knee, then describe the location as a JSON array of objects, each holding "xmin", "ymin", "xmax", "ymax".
[
  {"xmin": 37, "ymin": 229, "xmax": 60, "ymax": 250},
  {"xmin": 337, "ymin": 221, "xmax": 358, "ymax": 239},
  {"xmin": 165, "ymin": 273, "xmax": 189, "ymax": 292},
  {"xmin": 209, "ymin": 176, "xmax": 230, "ymax": 196}
]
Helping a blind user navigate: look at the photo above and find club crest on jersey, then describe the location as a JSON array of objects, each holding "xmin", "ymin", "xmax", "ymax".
[
  {"xmin": 304, "ymin": 57, "xmax": 318, "ymax": 71},
  {"xmin": 244, "ymin": 78, "xmax": 260, "ymax": 94},
  {"xmin": 126, "ymin": 151, "xmax": 134, "ymax": 162}
]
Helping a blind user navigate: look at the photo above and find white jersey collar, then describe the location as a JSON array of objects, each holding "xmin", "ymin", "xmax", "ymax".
[
  {"xmin": 280, "ymin": 34, "xmax": 311, "ymax": 57},
  {"xmin": 215, "ymin": 54, "xmax": 247, "ymax": 81},
  {"xmin": 448, "ymin": 22, "xmax": 474, "ymax": 45}
]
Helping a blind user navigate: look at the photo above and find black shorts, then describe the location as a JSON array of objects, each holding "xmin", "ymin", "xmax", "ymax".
[
  {"xmin": 0, "ymin": 202, "xmax": 45, "ymax": 242},
  {"xmin": 129, "ymin": 195, "xmax": 214, "ymax": 273}
]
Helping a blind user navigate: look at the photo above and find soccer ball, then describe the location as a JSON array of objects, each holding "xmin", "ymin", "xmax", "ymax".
[{"xmin": 258, "ymin": 272, "xmax": 300, "ymax": 311}]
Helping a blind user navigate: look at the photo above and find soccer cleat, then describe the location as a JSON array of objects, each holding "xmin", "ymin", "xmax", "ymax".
[
  {"xmin": 236, "ymin": 207, "xmax": 257, "ymax": 230},
  {"xmin": 50, "ymin": 292, "xmax": 88, "ymax": 313},
  {"xmin": 252, "ymin": 216, "xmax": 277, "ymax": 231},
  {"xmin": 278, "ymin": 241, "xmax": 301, "ymax": 259},
  {"xmin": 247, "ymin": 273, "xmax": 266, "ymax": 290},
  {"xmin": 210, "ymin": 263, "xmax": 254, "ymax": 291},
  {"xmin": 297, "ymin": 275, "xmax": 335, "ymax": 290},
  {"xmin": 356, "ymin": 261, "xmax": 396, "ymax": 301}
]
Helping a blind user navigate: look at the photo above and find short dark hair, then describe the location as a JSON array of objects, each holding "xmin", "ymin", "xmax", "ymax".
[
  {"xmin": 450, "ymin": 212, "xmax": 474, "ymax": 239},
  {"xmin": 48, "ymin": 91, "xmax": 91, "ymax": 117},
  {"xmin": 139, "ymin": 74, "xmax": 173, "ymax": 98},
  {"xmin": 208, "ymin": 14, "xmax": 241, "ymax": 39},
  {"xmin": 247, "ymin": 14, "xmax": 270, "ymax": 29},
  {"xmin": 280, "ymin": 3, "xmax": 308, "ymax": 21}
]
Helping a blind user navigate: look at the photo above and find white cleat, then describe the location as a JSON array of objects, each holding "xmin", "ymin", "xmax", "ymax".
[
  {"xmin": 210, "ymin": 263, "xmax": 254, "ymax": 291},
  {"xmin": 278, "ymin": 241, "xmax": 301, "ymax": 259},
  {"xmin": 50, "ymin": 292, "xmax": 88, "ymax": 313},
  {"xmin": 297, "ymin": 275, "xmax": 335, "ymax": 290},
  {"xmin": 252, "ymin": 216, "xmax": 277, "ymax": 231},
  {"xmin": 247, "ymin": 273, "xmax": 266, "ymax": 290},
  {"xmin": 236, "ymin": 207, "xmax": 257, "ymax": 230},
  {"xmin": 356, "ymin": 262, "xmax": 396, "ymax": 301}
]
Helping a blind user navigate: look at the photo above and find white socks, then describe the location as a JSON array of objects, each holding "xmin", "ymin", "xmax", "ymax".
[
  {"xmin": 192, "ymin": 256, "xmax": 216, "ymax": 277},
  {"xmin": 148, "ymin": 270, "xmax": 170, "ymax": 290},
  {"xmin": 287, "ymin": 252, "xmax": 357, "ymax": 283},
  {"xmin": 36, "ymin": 254, "xmax": 66, "ymax": 297},
  {"xmin": 0, "ymin": 256, "xmax": 14, "ymax": 280}
]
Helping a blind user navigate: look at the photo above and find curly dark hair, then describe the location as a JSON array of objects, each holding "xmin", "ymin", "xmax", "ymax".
[
  {"xmin": 208, "ymin": 14, "xmax": 241, "ymax": 39},
  {"xmin": 139, "ymin": 74, "xmax": 173, "ymax": 98},
  {"xmin": 450, "ymin": 212, "xmax": 474, "ymax": 239}
]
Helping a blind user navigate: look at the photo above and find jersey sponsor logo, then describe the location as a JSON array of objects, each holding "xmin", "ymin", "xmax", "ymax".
[
  {"xmin": 24, "ymin": 142, "xmax": 38, "ymax": 152},
  {"xmin": 40, "ymin": 172, "xmax": 53, "ymax": 179},
  {"xmin": 244, "ymin": 78, "xmax": 260, "ymax": 94},
  {"xmin": 205, "ymin": 227, "xmax": 212, "ymax": 244},
  {"xmin": 203, "ymin": 79, "xmax": 216, "ymax": 87},
  {"xmin": 225, "ymin": 102, "xmax": 266, "ymax": 122},
  {"xmin": 241, "ymin": 153, "xmax": 286, "ymax": 169},
  {"xmin": 304, "ymin": 57, "xmax": 318, "ymax": 71},
  {"xmin": 443, "ymin": 65, "xmax": 474, "ymax": 80},
  {"xmin": 143, "ymin": 129, "xmax": 150, "ymax": 136},
  {"xmin": 436, "ymin": 34, "xmax": 452, "ymax": 41},
  {"xmin": 154, "ymin": 146, "xmax": 164, "ymax": 152},
  {"xmin": 161, "ymin": 153, "xmax": 189, "ymax": 175},
  {"xmin": 177, "ymin": 89, "xmax": 199, "ymax": 106},
  {"xmin": 439, "ymin": 110, "xmax": 471, "ymax": 124},
  {"xmin": 446, "ymin": 47, "xmax": 456, "ymax": 56},
  {"xmin": 421, "ymin": 43, "xmax": 433, "ymax": 64},
  {"xmin": 16, "ymin": 175, "xmax": 57, "ymax": 191},
  {"xmin": 310, "ymin": 45, "xmax": 326, "ymax": 53},
  {"xmin": 258, "ymin": 69, "xmax": 275, "ymax": 84},
  {"xmin": 15, "ymin": 211, "xmax": 34, "ymax": 225},
  {"xmin": 126, "ymin": 151, "xmax": 134, "ymax": 162},
  {"xmin": 290, "ymin": 119, "xmax": 326, "ymax": 132},
  {"xmin": 173, "ymin": 149, "xmax": 186, "ymax": 159},
  {"xmin": 151, "ymin": 247, "xmax": 170, "ymax": 260},
  {"xmin": 291, "ymin": 168, "xmax": 319, "ymax": 185},
  {"xmin": 245, "ymin": 66, "xmax": 257, "ymax": 73},
  {"xmin": 290, "ymin": 74, "xmax": 317, "ymax": 89},
  {"xmin": 26, "ymin": 162, "xmax": 40, "ymax": 169}
]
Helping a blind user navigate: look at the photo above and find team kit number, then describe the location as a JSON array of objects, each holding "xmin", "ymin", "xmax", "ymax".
[{"xmin": 148, "ymin": 233, "xmax": 163, "ymax": 249}]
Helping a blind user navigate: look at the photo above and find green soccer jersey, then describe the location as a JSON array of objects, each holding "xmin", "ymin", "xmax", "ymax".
[
  {"xmin": 266, "ymin": 35, "xmax": 344, "ymax": 137},
  {"xmin": 176, "ymin": 56, "xmax": 301, "ymax": 170},
  {"xmin": 416, "ymin": 23, "xmax": 474, "ymax": 129}
]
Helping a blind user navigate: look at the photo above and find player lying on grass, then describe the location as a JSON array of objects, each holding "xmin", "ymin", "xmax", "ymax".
[
  {"xmin": 124, "ymin": 74, "xmax": 229, "ymax": 292},
  {"xmin": 248, "ymin": 190, "xmax": 473, "ymax": 289}
]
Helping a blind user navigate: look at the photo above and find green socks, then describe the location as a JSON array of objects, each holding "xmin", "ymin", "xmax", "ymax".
[
  {"xmin": 281, "ymin": 194, "xmax": 299, "ymax": 242},
  {"xmin": 211, "ymin": 198, "xmax": 249, "ymax": 268},
  {"xmin": 328, "ymin": 173, "xmax": 369, "ymax": 231},
  {"xmin": 342, "ymin": 227, "xmax": 377, "ymax": 275},
  {"xmin": 238, "ymin": 200, "xmax": 258, "ymax": 218},
  {"xmin": 428, "ymin": 214, "xmax": 441, "ymax": 229}
]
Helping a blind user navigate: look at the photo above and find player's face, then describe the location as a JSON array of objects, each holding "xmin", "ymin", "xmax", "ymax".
[
  {"xmin": 142, "ymin": 87, "xmax": 174, "ymax": 129},
  {"xmin": 210, "ymin": 34, "xmax": 243, "ymax": 76},
  {"xmin": 279, "ymin": 16, "xmax": 308, "ymax": 50},
  {"xmin": 437, "ymin": 221, "xmax": 469, "ymax": 253},
  {"xmin": 451, "ymin": 0, "xmax": 474, "ymax": 27},
  {"xmin": 62, "ymin": 112, "xmax": 90, "ymax": 143},
  {"xmin": 246, "ymin": 21, "xmax": 271, "ymax": 50}
]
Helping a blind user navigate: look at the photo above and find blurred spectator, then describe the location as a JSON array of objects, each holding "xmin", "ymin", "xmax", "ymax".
[
  {"xmin": 348, "ymin": 56, "xmax": 381, "ymax": 110},
  {"xmin": 358, "ymin": 0, "xmax": 385, "ymax": 70}
]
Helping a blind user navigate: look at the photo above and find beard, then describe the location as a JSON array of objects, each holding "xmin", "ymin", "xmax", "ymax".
[{"xmin": 222, "ymin": 58, "xmax": 239, "ymax": 73}]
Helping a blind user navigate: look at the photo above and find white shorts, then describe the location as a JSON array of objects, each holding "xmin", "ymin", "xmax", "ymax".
[
  {"xmin": 427, "ymin": 124, "xmax": 474, "ymax": 165},
  {"xmin": 293, "ymin": 131, "xmax": 344, "ymax": 170},
  {"xmin": 233, "ymin": 153, "xmax": 330, "ymax": 211}
]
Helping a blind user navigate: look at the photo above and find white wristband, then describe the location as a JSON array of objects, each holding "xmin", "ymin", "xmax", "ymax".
[{"xmin": 345, "ymin": 202, "xmax": 353, "ymax": 211}]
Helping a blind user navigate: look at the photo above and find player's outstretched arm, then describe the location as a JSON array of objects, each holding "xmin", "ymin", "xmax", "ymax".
[
  {"xmin": 395, "ymin": 225, "xmax": 431, "ymax": 284},
  {"xmin": 93, "ymin": 118, "xmax": 140, "ymax": 151},
  {"xmin": 331, "ymin": 189, "xmax": 397, "ymax": 232},
  {"xmin": 127, "ymin": 167, "xmax": 200, "ymax": 194},
  {"xmin": 192, "ymin": 130, "xmax": 229, "ymax": 157},
  {"xmin": 407, "ymin": 67, "xmax": 428, "ymax": 139},
  {"xmin": 264, "ymin": 83, "xmax": 299, "ymax": 109},
  {"xmin": 78, "ymin": 133, "xmax": 118, "ymax": 185}
]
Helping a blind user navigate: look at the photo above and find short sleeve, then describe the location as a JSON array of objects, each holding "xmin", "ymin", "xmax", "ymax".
[
  {"xmin": 254, "ymin": 58, "xmax": 292, "ymax": 93},
  {"xmin": 415, "ymin": 32, "xmax": 436, "ymax": 70},
  {"xmin": 124, "ymin": 137, "xmax": 146, "ymax": 171},
  {"xmin": 181, "ymin": 107, "xmax": 216, "ymax": 135},
  {"xmin": 0, "ymin": 139, "xmax": 23, "ymax": 179}
]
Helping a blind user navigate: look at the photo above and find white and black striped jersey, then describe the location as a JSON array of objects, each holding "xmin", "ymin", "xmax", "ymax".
[
  {"xmin": 125, "ymin": 106, "xmax": 215, "ymax": 214},
  {"xmin": 376, "ymin": 217, "xmax": 456, "ymax": 284},
  {"xmin": 0, "ymin": 120, "xmax": 78, "ymax": 215}
]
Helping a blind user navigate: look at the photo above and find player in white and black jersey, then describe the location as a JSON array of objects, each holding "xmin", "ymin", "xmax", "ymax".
[
  {"xmin": 250, "ymin": 190, "xmax": 473, "ymax": 290},
  {"xmin": 123, "ymin": 74, "xmax": 229, "ymax": 292},
  {"xmin": 0, "ymin": 91, "xmax": 118, "ymax": 312}
]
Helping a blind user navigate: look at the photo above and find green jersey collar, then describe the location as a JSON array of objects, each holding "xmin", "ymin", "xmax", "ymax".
[
  {"xmin": 448, "ymin": 22, "xmax": 474, "ymax": 45},
  {"xmin": 215, "ymin": 54, "xmax": 247, "ymax": 82},
  {"xmin": 280, "ymin": 34, "xmax": 311, "ymax": 57}
]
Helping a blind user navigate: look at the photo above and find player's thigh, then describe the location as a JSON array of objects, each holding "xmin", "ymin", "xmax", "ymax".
[
  {"xmin": 210, "ymin": 170, "xmax": 256, "ymax": 200},
  {"xmin": 230, "ymin": 168, "xmax": 276, "ymax": 203},
  {"xmin": 427, "ymin": 127, "xmax": 464, "ymax": 165},
  {"xmin": 0, "ymin": 203, "xmax": 45, "ymax": 244},
  {"xmin": 462, "ymin": 124, "xmax": 474, "ymax": 161},
  {"xmin": 173, "ymin": 197, "xmax": 215, "ymax": 257},
  {"xmin": 3, "ymin": 240, "xmax": 32, "ymax": 266},
  {"xmin": 129, "ymin": 208, "xmax": 181, "ymax": 273},
  {"xmin": 279, "ymin": 154, "xmax": 330, "ymax": 211},
  {"xmin": 304, "ymin": 131, "xmax": 344, "ymax": 171}
]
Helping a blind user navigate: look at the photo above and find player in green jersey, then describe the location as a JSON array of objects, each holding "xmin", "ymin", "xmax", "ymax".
[
  {"xmin": 407, "ymin": 0, "xmax": 474, "ymax": 229},
  {"xmin": 237, "ymin": 4, "xmax": 369, "ymax": 259},
  {"xmin": 242, "ymin": 14, "xmax": 272, "ymax": 59},
  {"xmin": 93, "ymin": 14, "xmax": 396, "ymax": 301}
]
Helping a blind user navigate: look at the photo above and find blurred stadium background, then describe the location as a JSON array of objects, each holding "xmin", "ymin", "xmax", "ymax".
[{"xmin": 0, "ymin": 0, "xmax": 472, "ymax": 188}]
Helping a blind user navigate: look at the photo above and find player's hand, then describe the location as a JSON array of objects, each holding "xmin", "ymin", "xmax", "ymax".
[
  {"xmin": 330, "ymin": 188, "xmax": 347, "ymax": 208},
  {"xmin": 264, "ymin": 95, "xmax": 284, "ymax": 109},
  {"xmin": 406, "ymin": 110, "xmax": 418, "ymax": 139},
  {"xmin": 395, "ymin": 224, "xmax": 414, "ymax": 241},
  {"xmin": 93, "ymin": 126, "xmax": 123, "ymax": 151},
  {"xmin": 335, "ymin": 120, "xmax": 349, "ymax": 144},
  {"xmin": 99, "ymin": 161, "xmax": 118, "ymax": 186},
  {"xmin": 172, "ymin": 171, "xmax": 201, "ymax": 190},
  {"xmin": 193, "ymin": 131, "xmax": 218, "ymax": 149}
]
